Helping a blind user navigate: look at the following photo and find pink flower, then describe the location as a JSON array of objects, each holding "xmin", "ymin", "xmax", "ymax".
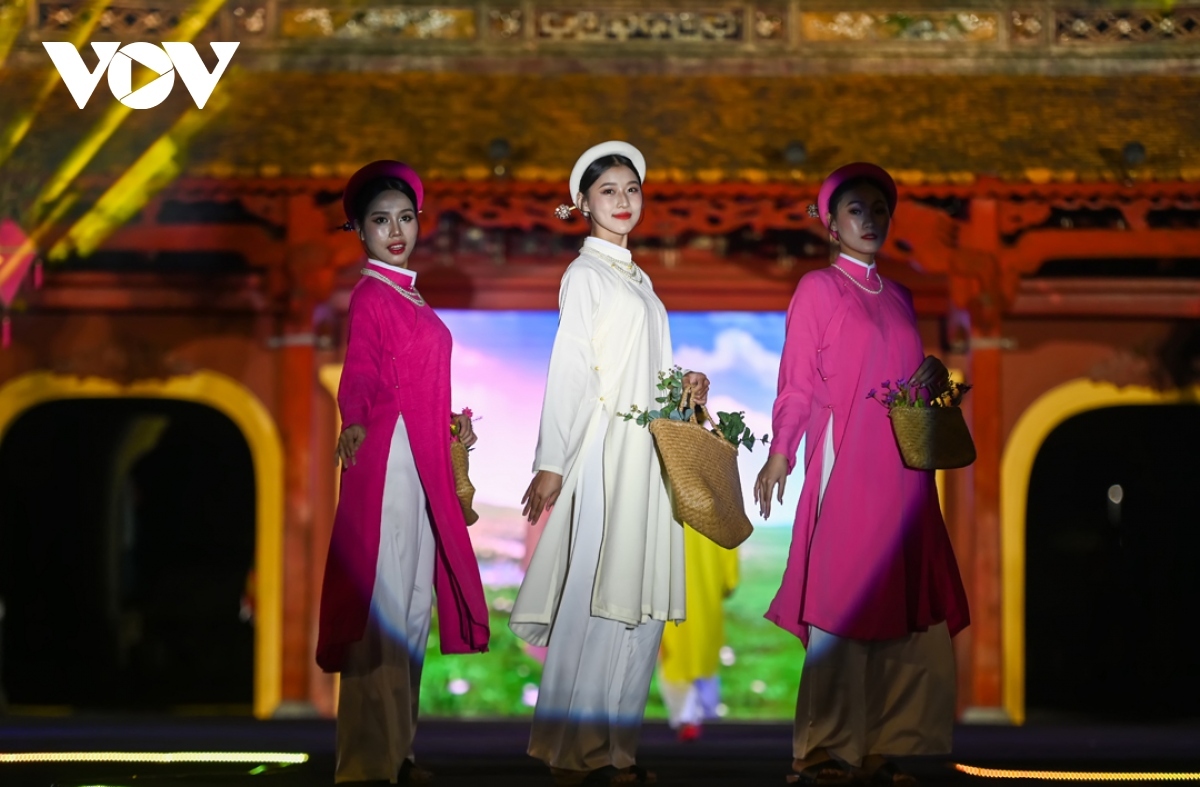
[{"xmin": 460, "ymin": 407, "xmax": 474, "ymax": 419}]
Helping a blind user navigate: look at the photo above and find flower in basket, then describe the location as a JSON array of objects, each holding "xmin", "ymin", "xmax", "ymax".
[
  {"xmin": 450, "ymin": 407, "xmax": 476, "ymax": 446},
  {"xmin": 617, "ymin": 366, "xmax": 769, "ymax": 452},
  {"xmin": 867, "ymin": 378, "xmax": 972, "ymax": 410},
  {"xmin": 617, "ymin": 367, "xmax": 764, "ymax": 549},
  {"xmin": 868, "ymin": 377, "xmax": 976, "ymax": 471}
]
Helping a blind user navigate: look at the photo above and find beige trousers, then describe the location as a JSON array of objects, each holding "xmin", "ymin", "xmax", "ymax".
[
  {"xmin": 335, "ymin": 415, "xmax": 436, "ymax": 784},
  {"xmin": 794, "ymin": 623, "xmax": 956, "ymax": 767}
]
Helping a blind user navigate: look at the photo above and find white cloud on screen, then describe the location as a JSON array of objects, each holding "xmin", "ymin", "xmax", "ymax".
[
  {"xmin": 702, "ymin": 394, "xmax": 803, "ymax": 528},
  {"xmin": 674, "ymin": 329, "xmax": 781, "ymax": 390},
  {"xmin": 704, "ymin": 394, "xmax": 771, "ymax": 435},
  {"xmin": 450, "ymin": 340, "xmax": 548, "ymax": 508}
]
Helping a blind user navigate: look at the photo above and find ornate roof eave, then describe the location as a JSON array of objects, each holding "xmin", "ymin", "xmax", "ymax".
[
  {"xmin": 150, "ymin": 174, "xmax": 1200, "ymax": 199},
  {"xmin": 87, "ymin": 176, "xmax": 1200, "ymax": 240}
]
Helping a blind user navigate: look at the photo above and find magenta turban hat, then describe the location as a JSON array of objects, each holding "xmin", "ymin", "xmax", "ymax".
[
  {"xmin": 342, "ymin": 160, "xmax": 425, "ymax": 226},
  {"xmin": 815, "ymin": 162, "xmax": 897, "ymax": 229}
]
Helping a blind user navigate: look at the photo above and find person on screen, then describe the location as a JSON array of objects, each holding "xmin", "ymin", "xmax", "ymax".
[
  {"xmin": 657, "ymin": 530, "xmax": 739, "ymax": 742},
  {"xmin": 754, "ymin": 163, "xmax": 970, "ymax": 786},
  {"xmin": 316, "ymin": 160, "xmax": 490, "ymax": 785},
  {"xmin": 511, "ymin": 140, "xmax": 709, "ymax": 787}
]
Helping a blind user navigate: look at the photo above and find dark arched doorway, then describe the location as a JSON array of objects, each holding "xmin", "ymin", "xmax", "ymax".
[
  {"xmin": 0, "ymin": 399, "xmax": 255, "ymax": 711},
  {"xmin": 1025, "ymin": 404, "xmax": 1200, "ymax": 721}
]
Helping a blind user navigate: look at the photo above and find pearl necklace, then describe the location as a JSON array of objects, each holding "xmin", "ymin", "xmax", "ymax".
[
  {"xmin": 361, "ymin": 267, "xmax": 426, "ymax": 307},
  {"xmin": 831, "ymin": 263, "xmax": 884, "ymax": 295},
  {"xmin": 584, "ymin": 248, "xmax": 644, "ymax": 284}
]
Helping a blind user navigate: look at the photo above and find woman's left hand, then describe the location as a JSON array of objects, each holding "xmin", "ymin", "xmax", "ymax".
[
  {"xmin": 682, "ymin": 371, "xmax": 710, "ymax": 406},
  {"xmin": 452, "ymin": 413, "xmax": 478, "ymax": 448},
  {"xmin": 908, "ymin": 355, "xmax": 951, "ymax": 395}
]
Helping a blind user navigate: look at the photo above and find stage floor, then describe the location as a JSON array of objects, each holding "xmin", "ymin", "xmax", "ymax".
[{"xmin": 2, "ymin": 718, "xmax": 1199, "ymax": 786}]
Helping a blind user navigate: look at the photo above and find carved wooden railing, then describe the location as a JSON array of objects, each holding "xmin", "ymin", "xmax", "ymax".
[{"xmin": 6, "ymin": 0, "xmax": 1200, "ymax": 71}]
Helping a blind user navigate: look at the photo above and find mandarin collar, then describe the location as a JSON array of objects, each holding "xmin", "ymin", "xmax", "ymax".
[
  {"xmin": 366, "ymin": 258, "xmax": 418, "ymax": 287},
  {"xmin": 583, "ymin": 236, "xmax": 632, "ymax": 263}
]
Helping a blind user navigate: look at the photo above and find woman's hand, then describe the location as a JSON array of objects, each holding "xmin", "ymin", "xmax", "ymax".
[
  {"xmin": 908, "ymin": 355, "xmax": 951, "ymax": 395},
  {"xmin": 682, "ymin": 371, "xmax": 710, "ymax": 406},
  {"xmin": 754, "ymin": 453, "xmax": 790, "ymax": 519},
  {"xmin": 521, "ymin": 470, "xmax": 563, "ymax": 525},
  {"xmin": 452, "ymin": 413, "xmax": 478, "ymax": 448},
  {"xmin": 336, "ymin": 424, "xmax": 367, "ymax": 469}
]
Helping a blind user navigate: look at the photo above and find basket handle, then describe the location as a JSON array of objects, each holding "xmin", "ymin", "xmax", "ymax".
[{"xmin": 681, "ymin": 386, "xmax": 707, "ymax": 426}]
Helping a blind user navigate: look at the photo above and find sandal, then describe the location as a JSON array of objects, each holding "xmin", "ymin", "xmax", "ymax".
[
  {"xmin": 614, "ymin": 765, "xmax": 656, "ymax": 784},
  {"xmin": 576, "ymin": 765, "xmax": 656, "ymax": 786},
  {"xmin": 398, "ymin": 759, "xmax": 434, "ymax": 784},
  {"xmin": 787, "ymin": 758, "xmax": 857, "ymax": 785},
  {"xmin": 869, "ymin": 761, "xmax": 919, "ymax": 787}
]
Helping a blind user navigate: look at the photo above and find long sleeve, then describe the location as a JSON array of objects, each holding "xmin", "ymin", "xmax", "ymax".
[
  {"xmin": 337, "ymin": 292, "xmax": 382, "ymax": 428},
  {"xmin": 533, "ymin": 264, "xmax": 603, "ymax": 475},
  {"xmin": 769, "ymin": 275, "xmax": 823, "ymax": 473}
]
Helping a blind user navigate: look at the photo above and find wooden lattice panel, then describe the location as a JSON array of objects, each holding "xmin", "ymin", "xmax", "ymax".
[
  {"xmin": 533, "ymin": 9, "xmax": 745, "ymax": 43},
  {"xmin": 1056, "ymin": 7, "xmax": 1200, "ymax": 44},
  {"xmin": 37, "ymin": 2, "xmax": 191, "ymax": 38}
]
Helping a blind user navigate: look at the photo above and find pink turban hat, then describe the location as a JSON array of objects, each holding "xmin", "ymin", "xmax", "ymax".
[
  {"xmin": 342, "ymin": 160, "xmax": 425, "ymax": 227},
  {"xmin": 814, "ymin": 162, "xmax": 898, "ymax": 230}
]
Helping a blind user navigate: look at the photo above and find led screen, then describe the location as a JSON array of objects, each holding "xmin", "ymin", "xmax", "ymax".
[{"xmin": 413, "ymin": 310, "xmax": 807, "ymax": 719}]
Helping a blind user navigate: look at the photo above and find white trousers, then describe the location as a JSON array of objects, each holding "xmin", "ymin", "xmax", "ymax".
[
  {"xmin": 529, "ymin": 427, "xmax": 665, "ymax": 772},
  {"xmin": 794, "ymin": 623, "xmax": 956, "ymax": 767},
  {"xmin": 336, "ymin": 414, "xmax": 437, "ymax": 784}
]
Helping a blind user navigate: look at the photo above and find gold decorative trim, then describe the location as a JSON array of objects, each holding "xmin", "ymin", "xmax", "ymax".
[
  {"xmin": 801, "ymin": 10, "xmax": 1000, "ymax": 43},
  {"xmin": 0, "ymin": 371, "xmax": 285, "ymax": 719},
  {"xmin": 279, "ymin": 5, "xmax": 476, "ymax": 40},
  {"xmin": 1000, "ymin": 378, "xmax": 1200, "ymax": 725}
]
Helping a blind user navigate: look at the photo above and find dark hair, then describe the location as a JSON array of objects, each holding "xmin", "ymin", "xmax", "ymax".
[
  {"xmin": 352, "ymin": 177, "xmax": 419, "ymax": 227},
  {"xmin": 578, "ymin": 154, "xmax": 640, "ymax": 197},
  {"xmin": 829, "ymin": 176, "xmax": 890, "ymax": 221}
]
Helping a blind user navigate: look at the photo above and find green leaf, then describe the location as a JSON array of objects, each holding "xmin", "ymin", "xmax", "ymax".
[{"xmin": 647, "ymin": 410, "xmax": 663, "ymax": 420}]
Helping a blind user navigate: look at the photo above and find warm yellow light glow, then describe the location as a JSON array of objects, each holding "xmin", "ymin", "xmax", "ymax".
[
  {"xmin": 48, "ymin": 91, "xmax": 230, "ymax": 261},
  {"xmin": 29, "ymin": 0, "xmax": 230, "ymax": 221},
  {"xmin": 955, "ymin": 764, "xmax": 1200, "ymax": 781},
  {"xmin": 0, "ymin": 0, "xmax": 31, "ymax": 71},
  {"xmin": 0, "ymin": 0, "xmax": 111, "ymax": 166},
  {"xmin": 0, "ymin": 752, "xmax": 308, "ymax": 765}
]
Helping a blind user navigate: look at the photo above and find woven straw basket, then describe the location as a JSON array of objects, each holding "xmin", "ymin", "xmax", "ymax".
[
  {"xmin": 450, "ymin": 440, "xmax": 480, "ymax": 525},
  {"xmin": 648, "ymin": 408, "xmax": 753, "ymax": 550},
  {"xmin": 889, "ymin": 405, "xmax": 976, "ymax": 470}
]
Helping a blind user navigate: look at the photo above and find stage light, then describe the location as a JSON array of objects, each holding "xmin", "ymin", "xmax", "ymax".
[
  {"xmin": 0, "ymin": 752, "xmax": 309, "ymax": 765},
  {"xmin": 784, "ymin": 141, "xmax": 808, "ymax": 166},
  {"xmin": 488, "ymin": 138, "xmax": 512, "ymax": 162},
  {"xmin": 1122, "ymin": 142, "xmax": 1147, "ymax": 167},
  {"xmin": 955, "ymin": 764, "xmax": 1200, "ymax": 781},
  {"xmin": 489, "ymin": 138, "xmax": 512, "ymax": 177}
]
